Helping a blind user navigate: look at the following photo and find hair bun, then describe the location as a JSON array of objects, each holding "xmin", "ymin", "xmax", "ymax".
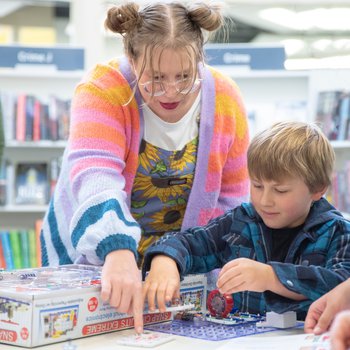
[
  {"xmin": 188, "ymin": 2, "xmax": 223, "ymax": 31},
  {"xmin": 105, "ymin": 3, "xmax": 141, "ymax": 34}
]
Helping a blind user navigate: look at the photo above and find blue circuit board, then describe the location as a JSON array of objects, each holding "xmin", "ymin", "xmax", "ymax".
[{"xmin": 145, "ymin": 317, "xmax": 303, "ymax": 341}]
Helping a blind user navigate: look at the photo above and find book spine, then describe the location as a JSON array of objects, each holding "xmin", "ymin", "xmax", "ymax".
[
  {"xmin": 5, "ymin": 161, "xmax": 14, "ymax": 206},
  {"xmin": 0, "ymin": 231, "xmax": 14, "ymax": 270},
  {"xmin": 20, "ymin": 229, "xmax": 30, "ymax": 268},
  {"xmin": 40, "ymin": 103, "xmax": 49, "ymax": 140},
  {"xmin": 0, "ymin": 237, "xmax": 6, "ymax": 269},
  {"xmin": 33, "ymin": 98, "xmax": 41, "ymax": 141},
  {"xmin": 9, "ymin": 229, "xmax": 22, "ymax": 269},
  {"xmin": 25, "ymin": 95, "xmax": 35, "ymax": 141},
  {"xmin": 0, "ymin": 92, "xmax": 16, "ymax": 142},
  {"xmin": 28, "ymin": 228, "xmax": 37, "ymax": 267},
  {"xmin": 16, "ymin": 94, "xmax": 26, "ymax": 141}
]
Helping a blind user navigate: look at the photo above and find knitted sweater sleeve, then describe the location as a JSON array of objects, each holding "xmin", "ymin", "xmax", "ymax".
[{"xmin": 66, "ymin": 62, "xmax": 141, "ymax": 264}]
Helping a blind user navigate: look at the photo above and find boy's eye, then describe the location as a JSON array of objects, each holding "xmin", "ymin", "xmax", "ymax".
[
  {"xmin": 275, "ymin": 189, "xmax": 288, "ymax": 194},
  {"xmin": 252, "ymin": 183, "xmax": 262, "ymax": 189}
]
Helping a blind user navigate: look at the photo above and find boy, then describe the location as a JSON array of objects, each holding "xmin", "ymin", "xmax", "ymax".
[{"xmin": 142, "ymin": 121, "xmax": 350, "ymax": 318}]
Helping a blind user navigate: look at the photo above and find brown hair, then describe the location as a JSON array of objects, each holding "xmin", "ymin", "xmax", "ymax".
[
  {"xmin": 248, "ymin": 121, "xmax": 335, "ymax": 193},
  {"xmin": 105, "ymin": 2, "xmax": 224, "ymax": 91}
]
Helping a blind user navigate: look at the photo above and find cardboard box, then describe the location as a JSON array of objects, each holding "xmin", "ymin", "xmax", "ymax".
[{"xmin": 0, "ymin": 264, "xmax": 206, "ymax": 347}]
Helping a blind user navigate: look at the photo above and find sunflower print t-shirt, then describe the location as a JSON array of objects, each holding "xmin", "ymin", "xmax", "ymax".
[{"xmin": 131, "ymin": 137, "xmax": 198, "ymax": 264}]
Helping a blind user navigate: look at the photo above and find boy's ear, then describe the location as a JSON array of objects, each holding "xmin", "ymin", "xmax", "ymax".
[{"xmin": 311, "ymin": 186, "xmax": 328, "ymax": 201}]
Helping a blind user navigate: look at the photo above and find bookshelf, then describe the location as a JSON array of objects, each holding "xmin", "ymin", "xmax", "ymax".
[
  {"xmin": 215, "ymin": 67, "xmax": 350, "ymax": 218},
  {"xmin": 0, "ymin": 46, "xmax": 84, "ymax": 231},
  {"xmin": 1, "ymin": 46, "xmax": 349, "ymax": 269}
]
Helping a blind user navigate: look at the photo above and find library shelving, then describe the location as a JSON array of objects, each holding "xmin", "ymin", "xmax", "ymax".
[
  {"xmin": 214, "ymin": 67, "xmax": 350, "ymax": 218},
  {"xmin": 0, "ymin": 66, "xmax": 83, "ymax": 230},
  {"xmin": 1, "ymin": 56, "xmax": 350, "ymax": 237}
]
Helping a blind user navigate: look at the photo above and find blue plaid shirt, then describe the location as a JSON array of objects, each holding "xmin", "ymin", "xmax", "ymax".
[{"xmin": 143, "ymin": 198, "xmax": 350, "ymax": 317}]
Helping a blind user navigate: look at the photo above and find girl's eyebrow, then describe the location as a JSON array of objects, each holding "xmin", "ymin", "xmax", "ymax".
[{"xmin": 144, "ymin": 67, "xmax": 192, "ymax": 75}]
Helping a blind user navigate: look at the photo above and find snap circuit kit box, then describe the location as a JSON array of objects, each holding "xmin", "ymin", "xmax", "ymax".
[{"xmin": 0, "ymin": 264, "xmax": 206, "ymax": 347}]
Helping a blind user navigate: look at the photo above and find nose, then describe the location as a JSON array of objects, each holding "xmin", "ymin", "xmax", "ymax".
[
  {"xmin": 260, "ymin": 189, "xmax": 274, "ymax": 206},
  {"xmin": 163, "ymin": 82, "xmax": 178, "ymax": 96}
]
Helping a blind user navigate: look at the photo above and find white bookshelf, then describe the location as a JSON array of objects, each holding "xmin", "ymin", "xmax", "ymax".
[
  {"xmin": 217, "ymin": 67, "xmax": 350, "ymax": 218},
  {"xmin": 0, "ymin": 67, "xmax": 82, "ymax": 228}
]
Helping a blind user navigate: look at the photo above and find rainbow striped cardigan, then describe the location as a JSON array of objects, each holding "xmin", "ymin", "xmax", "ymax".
[{"xmin": 41, "ymin": 56, "xmax": 250, "ymax": 266}]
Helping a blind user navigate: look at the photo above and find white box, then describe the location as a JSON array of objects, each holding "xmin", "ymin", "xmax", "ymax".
[{"xmin": 0, "ymin": 265, "xmax": 206, "ymax": 347}]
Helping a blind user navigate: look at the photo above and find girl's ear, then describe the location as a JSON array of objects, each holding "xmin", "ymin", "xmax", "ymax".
[{"xmin": 311, "ymin": 186, "xmax": 328, "ymax": 201}]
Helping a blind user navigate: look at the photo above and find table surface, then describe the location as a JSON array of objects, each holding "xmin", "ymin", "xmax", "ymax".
[{"xmin": 1, "ymin": 326, "xmax": 305, "ymax": 350}]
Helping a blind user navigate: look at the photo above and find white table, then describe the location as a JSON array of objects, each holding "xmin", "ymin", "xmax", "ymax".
[{"xmin": 1, "ymin": 327, "xmax": 305, "ymax": 350}]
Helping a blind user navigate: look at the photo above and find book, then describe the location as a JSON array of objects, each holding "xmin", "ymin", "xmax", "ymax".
[
  {"xmin": 15, "ymin": 162, "xmax": 48, "ymax": 205},
  {"xmin": 33, "ymin": 99, "xmax": 41, "ymax": 141},
  {"xmin": 49, "ymin": 156, "xmax": 62, "ymax": 195},
  {"xmin": 5, "ymin": 161, "xmax": 14, "ymax": 206},
  {"xmin": 0, "ymin": 231, "xmax": 14, "ymax": 270},
  {"xmin": 0, "ymin": 91, "xmax": 16, "ymax": 142},
  {"xmin": 28, "ymin": 228, "xmax": 37, "ymax": 267},
  {"xmin": 25, "ymin": 95, "xmax": 35, "ymax": 141},
  {"xmin": 48, "ymin": 95, "xmax": 59, "ymax": 141},
  {"xmin": 0, "ymin": 238, "xmax": 5, "ymax": 269},
  {"xmin": 315, "ymin": 90, "xmax": 342, "ymax": 140},
  {"xmin": 337, "ymin": 94, "xmax": 350, "ymax": 141},
  {"xmin": 16, "ymin": 94, "xmax": 26, "ymax": 141},
  {"xmin": 39, "ymin": 103, "xmax": 50, "ymax": 140},
  {"xmin": 9, "ymin": 229, "xmax": 22, "ymax": 269},
  {"xmin": 20, "ymin": 229, "xmax": 31, "ymax": 268}
]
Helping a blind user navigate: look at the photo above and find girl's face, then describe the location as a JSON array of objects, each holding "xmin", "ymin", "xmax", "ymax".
[{"xmin": 133, "ymin": 48, "xmax": 201, "ymax": 123}]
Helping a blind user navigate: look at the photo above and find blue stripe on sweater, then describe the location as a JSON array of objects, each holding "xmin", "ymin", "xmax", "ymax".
[
  {"xmin": 96, "ymin": 233, "xmax": 138, "ymax": 261},
  {"xmin": 40, "ymin": 229, "xmax": 49, "ymax": 266},
  {"xmin": 48, "ymin": 201, "xmax": 73, "ymax": 265},
  {"xmin": 71, "ymin": 198, "xmax": 139, "ymax": 248}
]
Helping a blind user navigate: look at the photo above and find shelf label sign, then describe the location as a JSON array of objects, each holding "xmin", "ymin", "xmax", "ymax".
[
  {"xmin": 204, "ymin": 44, "xmax": 285, "ymax": 70},
  {"xmin": 0, "ymin": 45, "xmax": 84, "ymax": 71}
]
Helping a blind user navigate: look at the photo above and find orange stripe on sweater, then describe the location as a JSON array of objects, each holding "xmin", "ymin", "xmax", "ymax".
[{"xmin": 70, "ymin": 122, "xmax": 125, "ymax": 148}]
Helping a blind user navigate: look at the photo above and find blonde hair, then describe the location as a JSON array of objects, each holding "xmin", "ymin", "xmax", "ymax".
[
  {"xmin": 248, "ymin": 121, "xmax": 335, "ymax": 193},
  {"xmin": 105, "ymin": 2, "xmax": 224, "ymax": 88}
]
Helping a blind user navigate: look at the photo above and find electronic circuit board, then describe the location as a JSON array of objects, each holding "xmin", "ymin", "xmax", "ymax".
[{"xmin": 145, "ymin": 314, "xmax": 304, "ymax": 341}]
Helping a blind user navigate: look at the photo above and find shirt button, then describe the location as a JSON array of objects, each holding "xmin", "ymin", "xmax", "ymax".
[{"xmin": 287, "ymin": 280, "xmax": 294, "ymax": 287}]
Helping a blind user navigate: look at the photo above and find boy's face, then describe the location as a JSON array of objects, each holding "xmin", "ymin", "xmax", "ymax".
[{"xmin": 250, "ymin": 176, "xmax": 324, "ymax": 229}]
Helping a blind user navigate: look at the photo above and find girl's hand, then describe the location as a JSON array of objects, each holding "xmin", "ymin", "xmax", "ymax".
[{"xmin": 101, "ymin": 250, "xmax": 143, "ymax": 334}]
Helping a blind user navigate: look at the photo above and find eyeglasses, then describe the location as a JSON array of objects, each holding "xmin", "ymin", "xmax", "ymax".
[{"xmin": 140, "ymin": 77, "xmax": 202, "ymax": 97}]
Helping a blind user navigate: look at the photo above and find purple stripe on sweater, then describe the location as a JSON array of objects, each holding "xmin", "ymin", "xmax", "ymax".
[{"xmin": 182, "ymin": 65, "xmax": 216, "ymax": 229}]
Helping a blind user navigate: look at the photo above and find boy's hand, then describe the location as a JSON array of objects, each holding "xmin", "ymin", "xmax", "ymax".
[
  {"xmin": 101, "ymin": 250, "xmax": 143, "ymax": 334},
  {"xmin": 217, "ymin": 258, "xmax": 273, "ymax": 294},
  {"xmin": 143, "ymin": 255, "xmax": 180, "ymax": 313}
]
